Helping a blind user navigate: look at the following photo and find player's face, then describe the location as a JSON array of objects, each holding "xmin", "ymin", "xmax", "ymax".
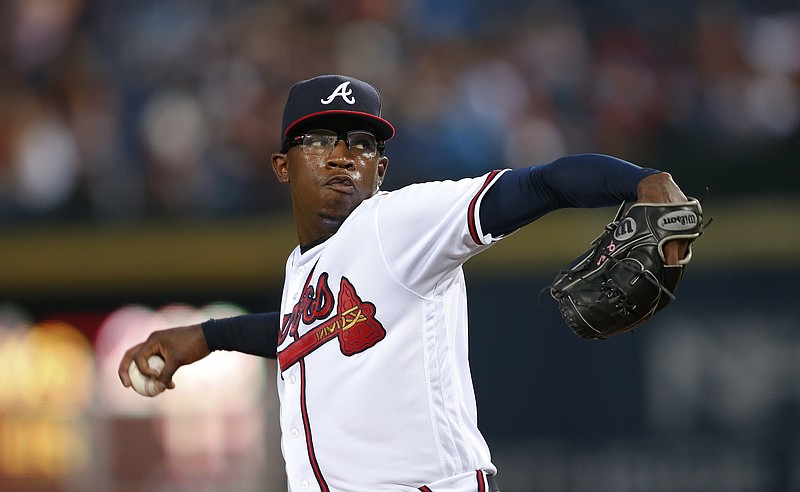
[{"xmin": 271, "ymin": 128, "xmax": 388, "ymax": 243}]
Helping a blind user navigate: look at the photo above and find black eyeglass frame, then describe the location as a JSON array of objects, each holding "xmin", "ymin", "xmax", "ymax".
[{"xmin": 280, "ymin": 129, "xmax": 386, "ymax": 157}]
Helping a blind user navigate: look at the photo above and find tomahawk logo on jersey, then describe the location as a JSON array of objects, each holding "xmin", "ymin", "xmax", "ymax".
[{"xmin": 277, "ymin": 269, "xmax": 386, "ymax": 372}]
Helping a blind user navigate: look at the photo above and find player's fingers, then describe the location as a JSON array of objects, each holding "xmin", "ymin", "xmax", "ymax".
[
  {"xmin": 156, "ymin": 358, "xmax": 179, "ymax": 390},
  {"xmin": 663, "ymin": 239, "xmax": 689, "ymax": 265},
  {"xmin": 132, "ymin": 351, "xmax": 163, "ymax": 379},
  {"xmin": 126, "ymin": 333, "xmax": 168, "ymax": 380},
  {"xmin": 120, "ymin": 325, "xmax": 207, "ymax": 391},
  {"xmin": 118, "ymin": 343, "xmax": 145, "ymax": 387},
  {"xmin": 153, "ymin": 324, "xmax": 209, "ymax": 389}
]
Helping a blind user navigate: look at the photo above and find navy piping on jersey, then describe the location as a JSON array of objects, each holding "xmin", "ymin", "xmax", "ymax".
[{"xmin": 299, "ymin": 358, "xmax": 329, "ymax": 491}]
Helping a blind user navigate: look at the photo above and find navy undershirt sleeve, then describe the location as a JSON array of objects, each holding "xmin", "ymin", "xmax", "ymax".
[
  {"xmin": 479, "ymin": 153, "xmax": 661, "ymax": 237},
  {"xmin": 201, "ymin": 312, "xmax": 280, "ymax": 359}
]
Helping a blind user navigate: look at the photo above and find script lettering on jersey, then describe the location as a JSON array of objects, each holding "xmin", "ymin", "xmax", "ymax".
[
  {"xmin": 278, "ymin": 272, "xmax": 334, "ymax": 346},
  {"xmin": 278, "ymin": 274, "xmax": 386, "ymax": 372}
]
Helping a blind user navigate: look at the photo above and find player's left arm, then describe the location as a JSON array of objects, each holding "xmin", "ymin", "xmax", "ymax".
[{"xmin": 479, "ymin": 153, "xmax": 692, "ymax": 263}]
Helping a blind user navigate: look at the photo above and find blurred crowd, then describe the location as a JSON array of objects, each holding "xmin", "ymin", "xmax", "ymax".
[{"xmin": 1, "ymin": 0, "xmax": 798, "ymax": 224}]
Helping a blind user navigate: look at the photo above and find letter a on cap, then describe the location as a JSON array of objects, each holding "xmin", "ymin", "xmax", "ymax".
[{"xmin": 321, "ymin": 81, "xmax": 356, "ymax": 105}]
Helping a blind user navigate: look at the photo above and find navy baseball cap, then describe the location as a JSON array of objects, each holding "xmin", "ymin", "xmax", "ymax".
[{"xmin": 280, "ymin": 75, "xmax": 395, "ymax": 145}]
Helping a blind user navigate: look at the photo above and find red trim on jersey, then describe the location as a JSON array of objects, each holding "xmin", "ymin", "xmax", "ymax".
[
  {"xmin": 477, "ymin": 470, "xmax": 486, "ymax": 492},
  {"xmin": 300, "ymin": 359, "xmax": 330, "ymax": 491},
  {"xmin": 468, "ymin": 170, "xmax": 502, "ymax": 245},
  {"xmin": 418, "ymin": 470, "xmax": 489, "ymax": 491}
]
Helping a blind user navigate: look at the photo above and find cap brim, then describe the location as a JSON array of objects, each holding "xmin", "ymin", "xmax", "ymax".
[{"xmin": 284, "ymin": 110, "xmax": 395, "ymax": 141}]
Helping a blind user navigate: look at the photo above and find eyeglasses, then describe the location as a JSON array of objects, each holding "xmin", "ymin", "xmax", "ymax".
[{"xmin": 282, "ymin": 129, "xmax": 384, "ymax": 159}]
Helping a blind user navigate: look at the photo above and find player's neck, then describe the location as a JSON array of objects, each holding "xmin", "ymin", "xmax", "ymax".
[
  {"xmin": 296, "ymin": 217, "xmax": 341, "ymax": 252},
  {"xmin": 299, "ymin": 234, "xmax": 333, "ymax": 253}
]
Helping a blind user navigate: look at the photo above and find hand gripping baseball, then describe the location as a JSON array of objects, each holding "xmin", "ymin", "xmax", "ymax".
[
  {"xmin": 549, "ymin": 198, "xmax": 704, "ymax": 339},
  {"xmin": 118, "ymin": 324, "xmax": 211, "ymax": 394}
]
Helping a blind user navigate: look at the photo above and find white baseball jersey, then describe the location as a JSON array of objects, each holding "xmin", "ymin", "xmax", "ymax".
[{"xmin": 276, "ymin": 170, "xmax": 508, "ymax": 492}]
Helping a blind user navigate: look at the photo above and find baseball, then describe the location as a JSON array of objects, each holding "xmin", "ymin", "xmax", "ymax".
[{"xmin": 128, "ymin": 355, "xmax": 166, "ymax": 397}]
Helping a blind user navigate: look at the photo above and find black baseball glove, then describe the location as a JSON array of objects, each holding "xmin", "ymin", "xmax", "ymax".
[{"xmin": 549, "ymin": 199, "xmax": 703, "ymax": 340}]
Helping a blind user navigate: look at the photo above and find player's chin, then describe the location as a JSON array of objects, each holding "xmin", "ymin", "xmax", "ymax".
[{"xmin": 319, "ymin": 201, "xmax": 359, "ymax": 225}]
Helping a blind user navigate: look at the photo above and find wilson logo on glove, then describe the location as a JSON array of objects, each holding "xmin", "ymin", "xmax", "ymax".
[{"xmin": 658, "ymin": 210, "xmax": 699, "ymax": 231}]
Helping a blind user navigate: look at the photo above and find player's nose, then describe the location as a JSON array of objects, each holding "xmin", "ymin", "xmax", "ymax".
[{"xmin": 326, "ymin": 140, "xmax": 355, "ymax": 168}]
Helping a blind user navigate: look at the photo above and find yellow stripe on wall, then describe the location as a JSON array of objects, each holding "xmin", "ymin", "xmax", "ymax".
[{"xmin": 1, "ymin": 198, "xmax": 797, "ymax": 299}]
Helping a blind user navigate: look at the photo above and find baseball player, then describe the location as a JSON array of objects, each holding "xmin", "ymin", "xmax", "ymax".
[{"xmin": 119, "ymin": 75, "xmax": 691, "ymax": 491}]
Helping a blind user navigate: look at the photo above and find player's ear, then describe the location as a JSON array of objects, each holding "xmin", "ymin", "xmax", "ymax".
[
  {"xmin": 271, "ymin": 153, "xmax": 290, "ymax": 184},
  {"xmin": 376, "ymin": 156, "xmax": 388, "ymax": 187}
]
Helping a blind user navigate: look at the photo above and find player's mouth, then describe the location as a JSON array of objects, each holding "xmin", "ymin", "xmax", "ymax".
[{"xmin": 324, "ymin": 175, "xmax": 356, "ymax": 194}]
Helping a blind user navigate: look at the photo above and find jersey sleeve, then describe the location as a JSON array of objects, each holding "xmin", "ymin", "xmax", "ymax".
[{"xmin": 374, "ymin": 170, "xmax": 507, "ymax": 295}]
